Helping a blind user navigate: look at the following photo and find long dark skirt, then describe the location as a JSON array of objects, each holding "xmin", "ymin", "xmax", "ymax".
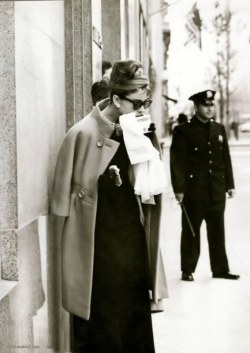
[{"xmin": 71, "ymin": 220, "xmax": 155, "ymax": 353}]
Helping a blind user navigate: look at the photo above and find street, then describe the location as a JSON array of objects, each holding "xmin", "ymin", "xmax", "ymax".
[{"xmin": 152, "ymin": 143, "xmax": 250, "ymax": 353}]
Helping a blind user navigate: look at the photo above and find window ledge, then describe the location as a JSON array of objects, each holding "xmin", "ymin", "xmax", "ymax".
[{"xmin": 0, "ymin": 279, "xmax": 18, "ymax": 301}]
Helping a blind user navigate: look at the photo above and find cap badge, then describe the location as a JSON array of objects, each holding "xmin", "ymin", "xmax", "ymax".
[
  {"xmin": 206, "ymin": 90, "xmax": 213, "ymax": 98},
  {"xmin": 218, "ymin": 135, "xmax": 223, "ymax": 143}
]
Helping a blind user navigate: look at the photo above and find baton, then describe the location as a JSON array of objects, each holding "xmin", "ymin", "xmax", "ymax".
[{"xmin": 179, "ymin": 201, "xmax": 196, "ymax": 237}]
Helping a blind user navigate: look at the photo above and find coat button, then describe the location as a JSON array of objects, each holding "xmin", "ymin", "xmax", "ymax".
[
  {"xmin": 189, "ymin": 174, "xmax": 194, "ymax": 178},
  {"xmin": 209, "ymin": 170, "xmax": 212, "ymax": 173},
  {"xmin": 209, "ymin": 150, "xmax": 212, "ymax": 154},
  {"xmin": 96, "ymin": 139, "xmax": 104, "ymax": 147},
  {"xmin": 194, "ymin": 147, "xmax": 198, "ymax": 151},
  {"xmin": 78, "ymin": 190, "xmax": 85, "ymax": 199},
  {"xmin": 209, "ymin": 160, "xmax": 212, "ymax": 164}
]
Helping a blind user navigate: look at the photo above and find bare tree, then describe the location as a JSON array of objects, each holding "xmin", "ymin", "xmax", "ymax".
[
  {"xmin": 204, "ymin": 0, "xmax": 248, "ymax": 139},
  {"xmin": 211, "ymin": 1, "xmax": 234, "ymax": 133}
]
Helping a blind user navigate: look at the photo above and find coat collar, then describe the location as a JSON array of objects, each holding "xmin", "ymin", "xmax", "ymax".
[
  {"xmin": 192, "ymin": 115, "xmax": 212, "ymax": 126},
  {"xmin": 91, "ymin": 98, "xmax": 115, "ymax": 138},
  {"xmin": 191, "ymin": 115, "xmax": 219, "ymax": 138}
]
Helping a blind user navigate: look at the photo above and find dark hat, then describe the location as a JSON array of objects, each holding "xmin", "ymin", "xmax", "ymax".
[
  {"xmin": 91, "ymin": 79, "xmax": 110, "ymax": 105},
  {"xmin": 188, "ymin": 90, "xmax": 216, "ymax": 105}
]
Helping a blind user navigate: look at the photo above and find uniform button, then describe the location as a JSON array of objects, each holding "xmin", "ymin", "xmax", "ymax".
[
  {"xmin": 208, "ymin": 141, "xmax": 211, "ymax": 145},
  {"xmin": 96, "ymin": 139, "xmax": 104, "ymax": 147},
  {"xmin": 209, "ymin": 150, "xmax": 212, "ymax": 154},
  {"xmin": 209, "ymin": 170, "xmax": 212, "ymax": 173},
  {"xmin": 78, "ymin": 190, "xmax": 85, "ymax": 199},
  {"xmin": 194, "ymin": 147, "xmax": 198, "ymax": 151},
  {"xmin": 209, "ymin": 160, "xmax": 212, "ymax": 164},
  {"xmin": 189, "ymin": 174, "xmax": 194, "ymax": 178}
]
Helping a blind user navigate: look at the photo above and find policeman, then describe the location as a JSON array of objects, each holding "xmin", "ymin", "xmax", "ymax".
[{"xmin": 170, "ymin": 89, "xmax": 240, "ymax": 281}]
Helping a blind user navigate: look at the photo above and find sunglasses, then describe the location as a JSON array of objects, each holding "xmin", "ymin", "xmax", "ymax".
[{"xmin": 121, "ymin": 96, "xmax": 152, "ymax": 110}]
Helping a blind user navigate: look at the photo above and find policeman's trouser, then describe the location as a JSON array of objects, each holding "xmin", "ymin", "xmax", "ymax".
[{"xmin": 181, "ymin": 197, "xmax": 230, "ymax": 274}]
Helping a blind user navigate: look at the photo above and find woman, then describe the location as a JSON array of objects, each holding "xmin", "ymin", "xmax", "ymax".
[{"xmin": 50, "ymin": 60, "xmax": 168, "ymax": 353}]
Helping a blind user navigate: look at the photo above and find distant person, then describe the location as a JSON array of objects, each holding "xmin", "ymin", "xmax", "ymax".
[
  {"xmin": 170, "ymin": 89, "xmax": 240, "ymax": 281},
  {"xmin": 102, "ymin": 60, "xmax": 112, "ymax": 81},
  {"xmin": 177, "ymin": 113, "xmax": 188, "ymax": 124},
  {"xmin": 91, "ymin": 79, "xmax": 110, "ymax": 106},
  {"xmin": 230, "ymin": 110, "xmax": 239, "ymax": 140},
  {"xmin": 168, "ymin": 116, "xmax": 175, "ymax": 136}
]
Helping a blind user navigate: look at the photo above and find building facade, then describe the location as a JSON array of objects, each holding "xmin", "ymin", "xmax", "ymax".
[{"xmin": 0, "ymin": 1, "xmax": 168, "ymax": 352}]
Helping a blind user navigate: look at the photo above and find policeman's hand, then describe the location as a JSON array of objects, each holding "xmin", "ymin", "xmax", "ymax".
[
  {"xmin": 227, "ymin": 189, "xmax": 236, "ymax": 198},
  {"xmin": 175, "ymin": 193, "xmax": 184, "ymax": 203}
]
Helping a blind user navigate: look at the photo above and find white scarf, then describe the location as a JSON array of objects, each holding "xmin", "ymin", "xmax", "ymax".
[{"xmin": 119, "ymin": 113, "xmax": 167, "ymax": 204}]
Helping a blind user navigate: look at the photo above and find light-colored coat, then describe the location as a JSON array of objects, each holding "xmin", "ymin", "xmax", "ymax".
[{"xmin": 50, "ymin": 99, "xmax": 168, "ymax": 320}]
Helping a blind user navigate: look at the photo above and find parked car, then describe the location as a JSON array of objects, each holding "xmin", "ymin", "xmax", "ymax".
[{"xmin": 240, "ymin": 122, "xmax": 250, "ymax": 132}]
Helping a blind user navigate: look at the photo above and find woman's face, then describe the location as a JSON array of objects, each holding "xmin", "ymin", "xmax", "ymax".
[{"xmin": 117, "ymin": 88, "xmax": 152, "ymax": 116}]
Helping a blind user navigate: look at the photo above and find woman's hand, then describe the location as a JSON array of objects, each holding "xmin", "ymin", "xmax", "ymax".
[
  {"xmin": 148, "ymin": 123, "xmax": 156, "ymax": 132},
  {"xmin": 175, "ymin": 193, "xmax": 184, "ymax": 203}
]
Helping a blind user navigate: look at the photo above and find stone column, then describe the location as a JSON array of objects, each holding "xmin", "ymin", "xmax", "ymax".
[
  {"xmin": 64, "ymin": 0, "xmax": 93, "ymax": 129},
  {"xmin": 0, "ymin": 1, "xmax": 66, "ymax": 351},
  {"xmin": 102, "ymin": 0, "xmax": 121, "ymax": 63},
  {"xmin": 0, "ymin": 1, "xmax": 18, "ymax": 282}
]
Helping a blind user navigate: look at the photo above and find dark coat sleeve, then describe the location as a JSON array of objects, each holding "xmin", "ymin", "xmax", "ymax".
[{"xmin": 170, "ymin": 125, "xmax": 188, "ymax": 193}]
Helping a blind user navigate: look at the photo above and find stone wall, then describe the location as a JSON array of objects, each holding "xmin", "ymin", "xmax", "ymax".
[
  {"xmin": 15, "ymin": 1, "xmax": 66, "ymax": 228},
  {"xmin": 0, "ymin": 1, "xmax": 17, "ymax": 230},
  {"xmin": 0, "ymin": 1, "xmax": 66, "ymax": 352}
]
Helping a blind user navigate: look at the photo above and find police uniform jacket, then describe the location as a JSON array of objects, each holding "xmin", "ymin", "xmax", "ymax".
[
  {"xmin": 50, "ymin": 99, "xmax": 168, "ymax": 320},
  {"xmin": 170, "ymin": 115, "xmax": 234, "ymax": 200}
]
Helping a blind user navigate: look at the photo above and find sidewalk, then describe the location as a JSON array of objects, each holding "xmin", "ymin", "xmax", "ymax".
[{"xmin": 152, "ymin": 145, "xmax": 250, "ymax": 353}]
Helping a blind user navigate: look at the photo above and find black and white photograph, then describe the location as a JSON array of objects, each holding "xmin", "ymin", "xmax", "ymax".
[{"xmin": 0, "ymin": 0, "xmax": 249, "ymax": 352}]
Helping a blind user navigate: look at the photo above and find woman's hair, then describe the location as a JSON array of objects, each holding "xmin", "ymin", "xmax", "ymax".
[{"xmin": 109, "ymin": 60, "xmax": 149, "ymax": 98}]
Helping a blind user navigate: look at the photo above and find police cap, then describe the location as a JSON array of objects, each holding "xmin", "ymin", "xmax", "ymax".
[{"xmin": 188, "ymin": 90, "xmax": 216, "ymax": 105}]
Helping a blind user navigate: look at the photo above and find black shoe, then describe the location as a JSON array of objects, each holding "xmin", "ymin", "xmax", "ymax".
[
  {"xmin": 181, "ymin": 272, "xmax": 194, "ymax": 281},
  {"xmin": 212, "ymin": 272, "xmax": 240, "ymax": 280}
]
